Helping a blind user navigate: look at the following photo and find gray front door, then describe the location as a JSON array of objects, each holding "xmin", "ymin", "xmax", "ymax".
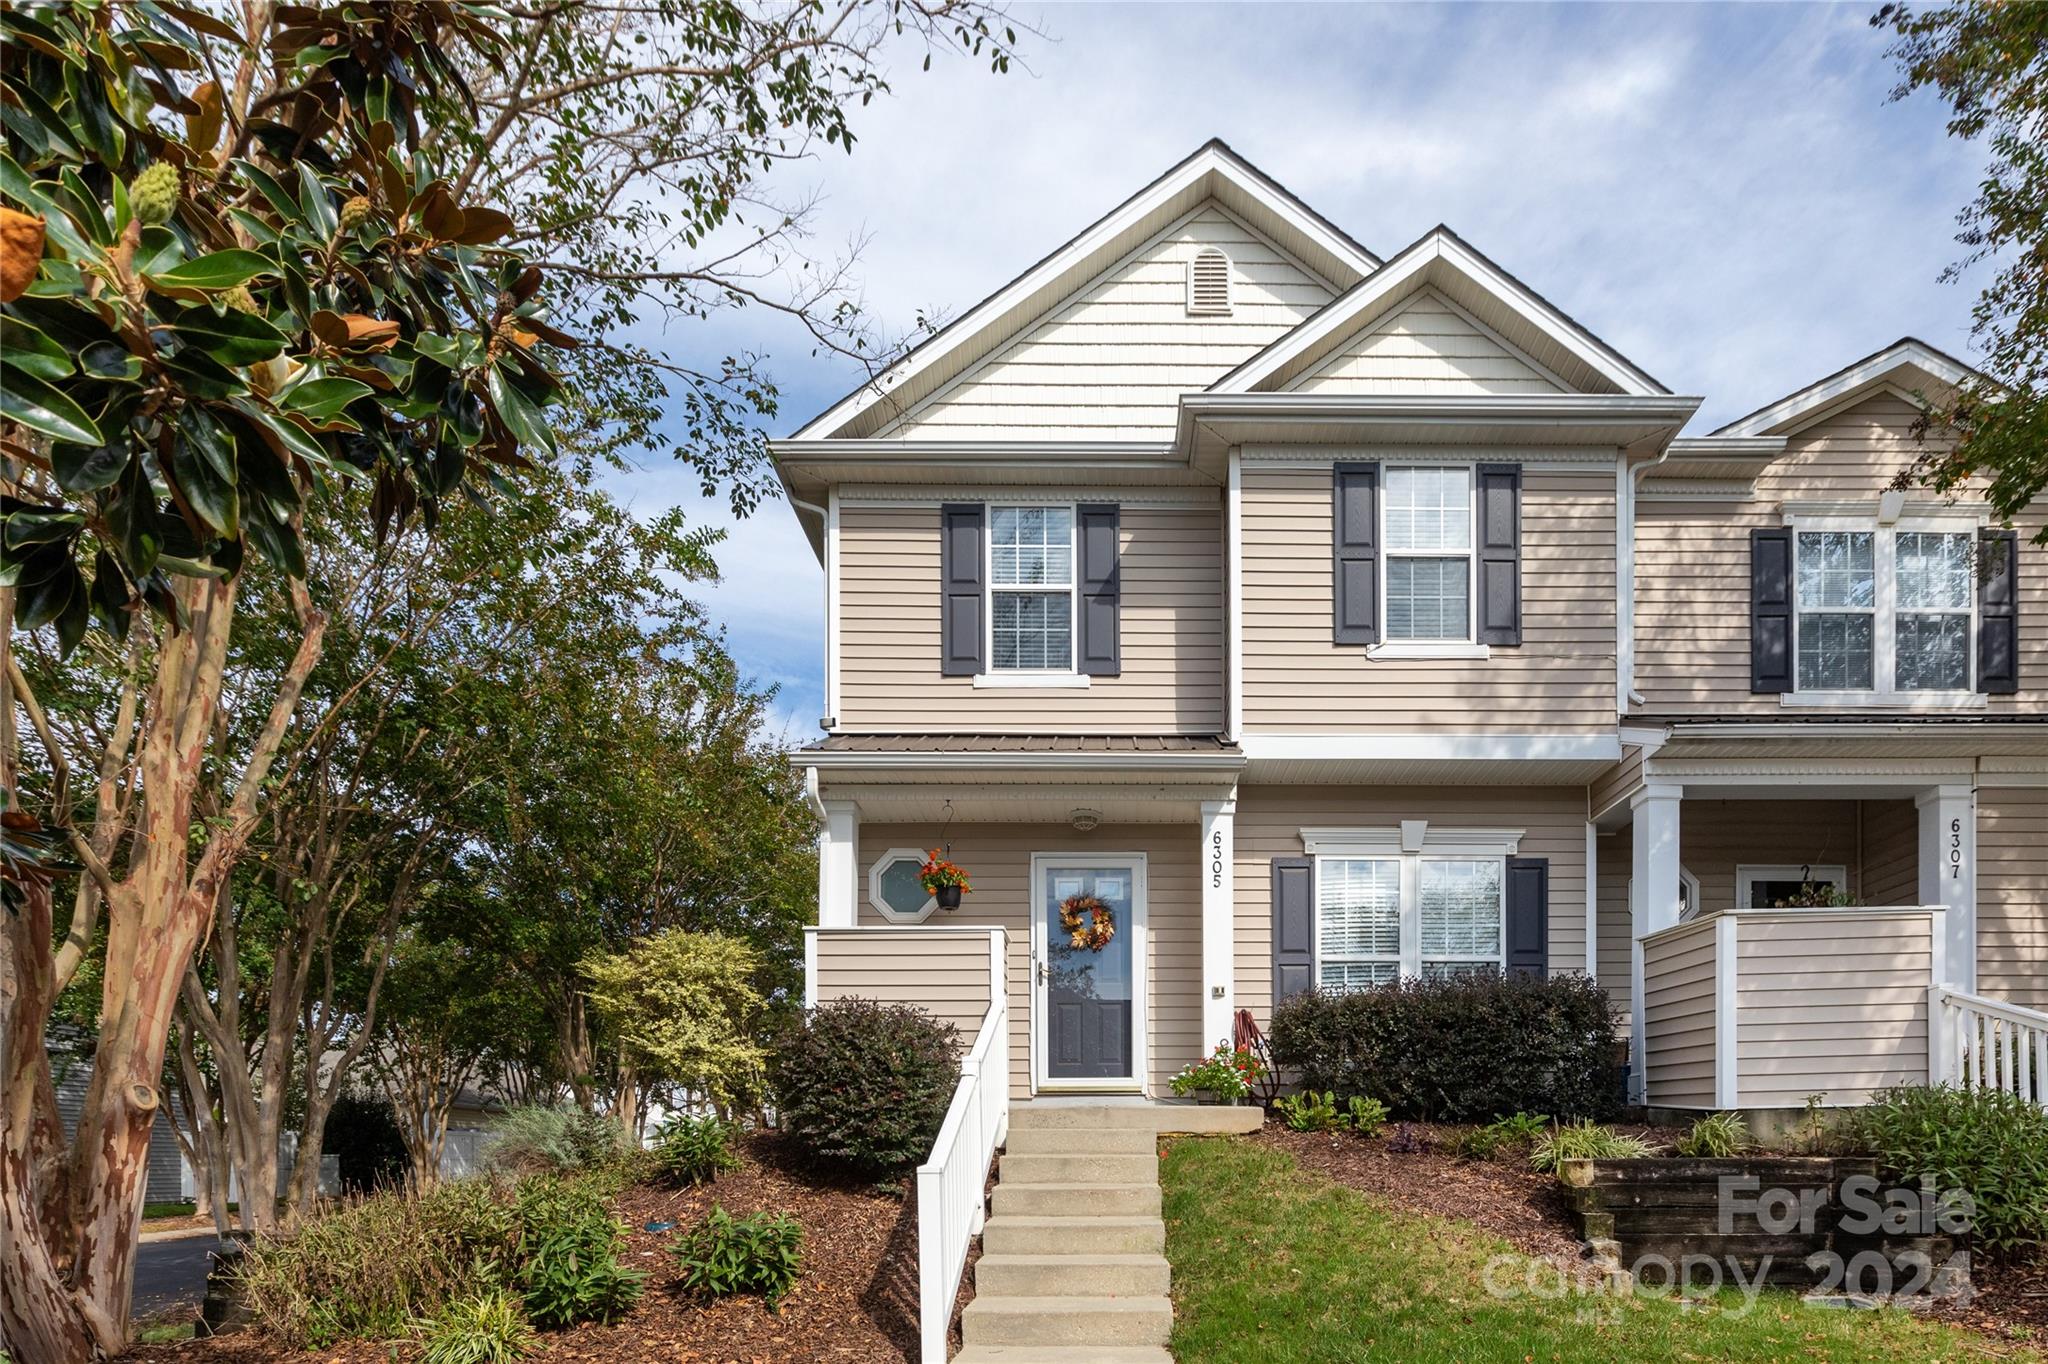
[{"xmin": 1042, "ymin": 863, "xmax": 1137, "ymax": 1081}]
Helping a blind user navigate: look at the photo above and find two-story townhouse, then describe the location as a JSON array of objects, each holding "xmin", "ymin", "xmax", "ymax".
[{"xmin": 780, "ymin": 140, "xmax": 2046, "ymax": 1120}]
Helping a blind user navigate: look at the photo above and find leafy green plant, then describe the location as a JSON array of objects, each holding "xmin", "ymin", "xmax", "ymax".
[
  {"xmin": 511, "ymin": 1178, "xmax": 646, "ymax": 1328},
  {"xmin": 1344, "ymin": 1096, "xmax": 1389, "ymax": 1138},
  {"xmin": 1455, "ymin": 1112, "xmax": 1550, "ymax": 1161},
  {"xmin": 1673, "ymin": 1111, "xmax": 1754, "ymax": 1158},
  {"xmin": 1274, "ymin": 1090, "xmax": 1346, "ymax": 1133},
  {"xmin": 416, "ymin": 1291, "xmax": 536, "ymax": 1364},
  {"xmin": 1269, "ymin": 975, "xmax": 1618, "ymax": 1122},
  {"xmin": 1852, "ymin": 1085, "xmax": 2048, "ymax": 1255},
  {"xmin": 487, "ymin": 1106, "xmax": 632, "ymax": 1179},
  {"xmin": 1530, "ymin": 1120, "xmax": 1655, "ymax": 1174},
  {"xmin": 1170, "ymin": 1044, "xmax": 1265, "ymax": 1102},
  {"xmin": 672, "ymin": 1207, "xmax": 804, "ymax": 1309},
  {"xmin": 652, "ymin": 1114, "xmax": 741, "ymax": 1187},
  {"xmin": 769, "ymin": 998, "xmax": 960, "ymax": 1176}
]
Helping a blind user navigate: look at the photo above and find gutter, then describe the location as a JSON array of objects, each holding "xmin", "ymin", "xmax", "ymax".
[
  {"xmin": 1663, "ymin": 720, "xmax": 2048, "ymax": 739},
  {"xmin": 798, "ymin": 750, "xmax": 1249, "ymax": 773}
]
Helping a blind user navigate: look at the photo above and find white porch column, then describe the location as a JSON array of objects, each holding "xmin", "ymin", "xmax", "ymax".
[
  {"xmin": 1200, "ymin": 795, "xmax": 1237, "ymax": 1052},
  {"xmin": 1628, "ymin": 784, "xmax": 1682, "ymax": 1103},
  {"xmin": 817, "ymin": 798, "xmax": 860, "ymax": 929},
  {"xmin": 1917, "ymin": 784, "xmax": 1976, "ymax": 993}
]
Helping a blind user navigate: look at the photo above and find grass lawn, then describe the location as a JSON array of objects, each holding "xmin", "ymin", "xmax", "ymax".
[{"xmin": 1161, "ymin": 1137, "xmax": 2036, "ymax": 1364}]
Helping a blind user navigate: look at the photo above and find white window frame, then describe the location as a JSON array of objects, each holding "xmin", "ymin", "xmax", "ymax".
[
  {"xmin": 1735, "ymin": 863, "xmax": 1848, "ymax": 911},
  {"xmin": 1784, "ymin": 513, "xmax": 1984, "ymax": 707},
  {"xmin": 982, "ymin": 502, "xmax": 1079, "ymax": 680},
  {"xmin": 868, "ymin": 847, "xmax": 937, "ymax": 924},
  {"xmin": 1303, "ymin": 825, "xmax": 1520, "ymax": 982},
  {"xmin": 1378, "ymin": 464, "xmax": 1480, "ymax": 652}
]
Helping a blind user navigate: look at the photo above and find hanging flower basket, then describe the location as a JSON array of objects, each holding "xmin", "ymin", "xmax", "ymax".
[
  {"xmin": 1059, "ymin": 894, "xmax": 1116, "ymax": 952},
  {"xmin": 920, "ymin": 850, "xmax": 971, "ymax": 911}
]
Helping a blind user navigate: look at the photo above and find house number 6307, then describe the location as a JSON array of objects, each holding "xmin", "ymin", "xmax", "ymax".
[
  {"xmin": 1210, "ymin": 830, "xmax": 1225, "ymax": 889},
  {"xmin": 1950, "ymin": 818, "xmax": 1964, "ymax": 880}
]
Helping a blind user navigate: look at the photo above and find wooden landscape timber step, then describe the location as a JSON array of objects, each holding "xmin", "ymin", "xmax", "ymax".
[
  {"xmin": 1558, "ymin": 1155, "xmax": 1955, "ymax": 1290},
  {"xmin": 961, "ymin": 1102, "xmax": 1231, "ymax": 1364}
]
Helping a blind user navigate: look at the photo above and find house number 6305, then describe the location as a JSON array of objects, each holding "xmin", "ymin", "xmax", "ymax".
[
  {"xmin": 1950, "ymin": 818, "xmax": 1965, "ymax": 880},
  {"xmin": 1210, "ymin": 830, "xmax": 1225, "ymax": 889}
]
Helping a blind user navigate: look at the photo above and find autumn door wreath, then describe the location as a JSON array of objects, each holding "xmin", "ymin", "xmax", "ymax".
[{"xmin": 1059, "ymin": 893, "xmax": 1116, "ymax": 952}]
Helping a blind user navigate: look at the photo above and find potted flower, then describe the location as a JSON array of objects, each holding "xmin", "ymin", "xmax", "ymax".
[
  {"xmin": 1169, "ymin": 1042, "xmax": 1265, "ymax": 1105},
  {"xmin": 919, "ymin": 850, "xmax": 971, "ymax": 910}
]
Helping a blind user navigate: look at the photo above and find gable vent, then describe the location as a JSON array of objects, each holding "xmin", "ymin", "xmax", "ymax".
[{"xmin": 1187, "ymin": 247, "xmax": 1232, "ymax": 316}]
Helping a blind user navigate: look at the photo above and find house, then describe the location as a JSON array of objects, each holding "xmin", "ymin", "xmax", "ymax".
[{"xmin": 780, "ymin": 140, "xmax": 2047, "ymax": 1125}]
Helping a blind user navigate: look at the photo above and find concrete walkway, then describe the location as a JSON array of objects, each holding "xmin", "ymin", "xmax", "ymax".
[{"xmin": 956, "ymin": 1101, "xmax": 1258, "ymax": 1364}]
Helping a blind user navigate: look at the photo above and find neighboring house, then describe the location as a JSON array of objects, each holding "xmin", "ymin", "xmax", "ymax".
[
  {"xmin": 48, "ymin": 1032, "xmax": 187, "ymax": 1205},
  {"xmin": 783, "ymin": 140, "xmax": 2046, "ymax": 1119}
]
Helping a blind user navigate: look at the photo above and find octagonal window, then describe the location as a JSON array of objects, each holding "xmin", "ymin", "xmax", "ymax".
[{"xmin": 870, "ymin": 848, "xmax": 936, "ymax": 924}]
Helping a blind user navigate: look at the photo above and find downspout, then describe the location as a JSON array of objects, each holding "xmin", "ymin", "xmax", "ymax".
[
  {"xmin": 1619, "ymin": 446, "xmax": 1674, "ymax": 712},
  {"xmin": 788, "ymin": 493, "xmax": 836, "ymax": 730}
]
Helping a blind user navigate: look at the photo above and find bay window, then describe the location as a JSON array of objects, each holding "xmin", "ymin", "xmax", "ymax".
[{"xmin": 1791, "ymin": 521, "xmax": 1979, "ymax": 699}]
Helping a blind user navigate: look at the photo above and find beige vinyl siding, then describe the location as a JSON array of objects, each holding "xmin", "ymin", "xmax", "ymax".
[
  {"xmin": 1596, "ymin": 826, "xmax": 1635, "ymax": 1021},
  {"xmin": 1288, "ymin": 287, "xmax": 1561, "ymax": 395},
  {"xmin": 1239, "ymin": 466, "xmax": 1618, "ymax": 733},
  {"xmin": 1734, "ymin": 910, "xmax": 1933, "ymax": 1107},
  {"xmin": 1641, "ymin": 919, "xmax": 1718, "ymax": 1109},
  {"xmin": 1231, "ymin": 786, "xmax": 1591, "ymax": 1024},
  {"xmin": 837, "ymin": 499, "xmax": 1223, "ymax": 733},
  {"xmin": 1682, "ymin": 800, "xmax": 1864, "ymax": 913},
  {"xmin": 1588, "ymin": 747, "xmax": 1645, "ymax": 821},
  {"xmin": 811, "ymin": 928, "xmax": 994, "ymax": 1038},
  {"xmin": 854, "ymin": 823, "xmax": 1201, "ymax": 1098},
  {"xmin": 1860, "ymin": 799, "xmax": 1920, "ymax": 909},
  {"xmin": 1634, "ymin": 393, "xmax": 2046, "ymax": 715},
  {"xmin": 882, "ymin": 204, "xmax": 1335, "ymax": 441},
  {"xmin": 1979, "ymin": 788, "xmax": 2048, "ymax": 1012}
]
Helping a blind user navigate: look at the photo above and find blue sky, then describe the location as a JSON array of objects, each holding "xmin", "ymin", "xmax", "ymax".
[{"xmin": 597, "ymin": 1, "xmax": 1988, "ymax": 743}]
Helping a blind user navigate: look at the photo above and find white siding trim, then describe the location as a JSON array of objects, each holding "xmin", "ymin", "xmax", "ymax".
[
  {"xmin": 1201, "ymin": 796, "xmax": 1237, "ymax": 1049},
  {"xmin": 1711, "ymin": 340, "xmax": 1974, "ymax": 438},
  {"xmin": 1585, "ymin": 821, "xmax": 1599, "ymax": 980},
  {"xmin": 1713, "ymin": 912, "xmax": 1738, "ymax": 1108},
  {"xmin": 1243, "ymin": 734, "xmax": 1622, "ymax": 764},
  {"xmin": 825, "ymin": 488, "xmax": 841, "ymax": 724}
]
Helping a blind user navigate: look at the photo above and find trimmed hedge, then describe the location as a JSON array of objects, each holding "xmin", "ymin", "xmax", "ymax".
[
  {"xmin": 769, "ymin": 997, "xmax": 960, "ymax": 1176},
  {"xmin": 1268, "ymin": 973, "xmax": 1618, "ymax": 1122}
]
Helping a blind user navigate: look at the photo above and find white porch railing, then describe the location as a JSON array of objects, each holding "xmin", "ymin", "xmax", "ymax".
[
  {"xmin": 915, "ymin": 928, "xmax": 1009, "ymax": 1364},
  {"xmin": 1933, "ymin": 986, "xmax": 2048, "ymax": 1107}
]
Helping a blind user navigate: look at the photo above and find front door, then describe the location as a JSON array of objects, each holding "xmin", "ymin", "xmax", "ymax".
[{"xmin": 1035, "ymin": 856, "xmax": 1144, "ymax": 1086}]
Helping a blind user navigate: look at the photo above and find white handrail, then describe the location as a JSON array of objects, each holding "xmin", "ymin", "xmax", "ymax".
[
  {"xmin": 915, "ymin": 929, "xmax": 1009, "ymax": 1364},
  {"xmin": 1933, "ymin": 985, "xmax": 2048, "ymax": 1107}
]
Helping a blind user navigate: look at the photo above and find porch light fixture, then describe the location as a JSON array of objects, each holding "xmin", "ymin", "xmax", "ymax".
[{"xmin": 1070, "ymin": 808, "xmax": 1102, "ymax": 832}]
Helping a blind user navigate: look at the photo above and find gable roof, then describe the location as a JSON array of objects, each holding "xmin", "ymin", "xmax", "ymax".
[
  {"xmin": 1208, "ymin": 226, "xmax": 1669, "ymax": 398},
  {"xmin": 789, "ymin": 140, "xmax": 1382, "ymax": 442},
  {"xmin": 1709, "ymin": 337, "xmax": 1983, "ymax": 437}
]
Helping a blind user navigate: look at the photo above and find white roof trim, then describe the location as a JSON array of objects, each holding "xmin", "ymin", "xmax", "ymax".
[
  {"xmin": 1207, "ymin": 229, "xmax": 1666, "ymax": 398},
  {"xmin": 1710, "ymin": 339, "xmax": 1978, "ymax": 438},
  {"xmin": 787, "ymin": 141, "xmax": 1380, "ymax": 443}
]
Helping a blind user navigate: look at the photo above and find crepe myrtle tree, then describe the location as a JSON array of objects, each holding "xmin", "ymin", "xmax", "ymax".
[{"xmin": 0, "ymin": 4, "xmax": 575, "ymax": 1358}]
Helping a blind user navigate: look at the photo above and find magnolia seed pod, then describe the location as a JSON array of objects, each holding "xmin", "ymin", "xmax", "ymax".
[{"xmin": 131, "ymin": 162, "xmax": 180, "ymax": 227}]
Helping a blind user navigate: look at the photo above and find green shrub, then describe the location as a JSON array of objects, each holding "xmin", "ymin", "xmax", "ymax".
[
  {"xmin": 1530, "ymin": 1119, "xmax": 1654, "ymax": 1174},
  {"xmin": 673, "ymin": 1207, "xmax": 804, "ymax": 1309},
  {"xmin": 1274, "ymin": 1090, "xmax": 1345, "ymax": 1133},
  {"xmin": 1455, "ymin": 1112, "xmax": 1551, "ymax": 1161},
  {"xmin": 1344, "ymin": 1095, "xmax": 1389, "ymax": 1137},
  {"xmin": 417, "ymin": 1290, "xmax": 536, "ymax": 1364},
  {"xmin": 486, "ymin": 1105, "xmax": 632, "ymax": 1178},
  {"xmin": 1269, "ymin": 974, "xmax": 1619, "ymax": 1122},
  {"xmin": 1673, "ymin": 1111, "xmax": 1754, "ymax": 1158},
  {"xmin": 770, "ymin": 998, "xmax": 959, "ymax": 1176},
  {"xmin": 652, "ymin": 1113, "xmax": 741, "ymax": 1186},
  {"xmin": 511, "ymin": 1177, "xmax": 646, "ymax": 1328},
  {"xmin": 1851, "ymin": 1085, "xmax": 2048, "ymax": 1255}
]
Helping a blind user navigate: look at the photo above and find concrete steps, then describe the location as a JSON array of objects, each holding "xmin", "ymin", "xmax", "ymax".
[{"xmin": 965, "ymin": 1103, "xmax": 1186, "ymax": 1360}]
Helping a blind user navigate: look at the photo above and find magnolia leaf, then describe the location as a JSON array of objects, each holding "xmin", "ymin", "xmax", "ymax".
[
  {"xmin": 0, "ymin": 362, "xmax": 102, "ymax": 443},
  {"xmin": 278, "ymin": 375, "xmax": 374, "ymax": 422},
  {"xmin": 485, "ymin": 363, "xmax": 555, "ymax": 457},
  {"xmin": 51, "ymin": 441, "xmax": 129, "ymax": 493},
  {"xmin": 449, "ymin": 207, "xmax": 512, "ymax": 244},
  {"xmin": 145, "ymin": 248, "xmax": 276, "ymax": 291},
  {"xmin": 0, "ymin": 314, "xmax": 72, "ymax": 380},
  {"xmin": 169, "ymin": 424, "xmax": 239, "ymax": 537},
  {"xmin": 170, "ymin": 304, "xmax": 287, "ymax": 366},
  {"xmin": 311, "ymin": 309, "xmax": 402, "ymax": 351},
  {"xmin": 185, "ymin": 79, "xmax": 224, "ymax": 153}
]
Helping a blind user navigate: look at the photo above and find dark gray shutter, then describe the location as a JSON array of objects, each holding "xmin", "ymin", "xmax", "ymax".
[
  {"xmin": 1477, "ymin": 463, "xmax": 1522, "ymax": 646},
  {"xmin": 1272, "ymin": 857, "xmax": 1315, "ymax": 1006},
  {"xmin": 1077, "ymin": 503, "xmax": 1120, "ymax": 677},
  {"xmin": 1333, "ymin": 462, "xmax": 1378, "ymax": 645},
  {"xmin": 1505, "ymin": 856, "xmax": 1549, "ymax": 980},
  {"xmin": 1979, "ymin": 529, "xmax": 2019, "ymax": 695},
  {"xmin": 939, "ymin": 503, "xmax": 984, "ymax": 677},
  {"xmin": 1750, "ymin": 528, "xmax": 1794, "ymax": 693}
]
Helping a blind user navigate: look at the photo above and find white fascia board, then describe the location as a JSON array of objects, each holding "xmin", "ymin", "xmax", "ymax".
[
  {"xmin": 1208, "ymin": 231, "xmax": 1667, "ymax": 398},
  {"xmin": 1710, "ymin": 340, "xmax": 1979, "ymax": 438},
  {"xmin": 785, "ymin": 144, "xmax": 1379, "ymax": 443},
  {"xmin": 800, "ymin": 750, "xmax": 1249, "ymax": 773},
  {"xmin": 1240, "ymin": 734, "xmax": 1623, "ymax": 764}
]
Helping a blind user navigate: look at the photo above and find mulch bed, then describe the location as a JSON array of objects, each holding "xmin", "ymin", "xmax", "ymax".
[{"xmin": 128, "ymin": 1132, "xmax": 950, "ymax": 1364}]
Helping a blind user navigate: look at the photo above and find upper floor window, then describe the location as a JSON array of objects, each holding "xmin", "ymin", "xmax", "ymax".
[
  {"xmin": 1383, "ymin": 466, "xmax": 1474, "ymax": 642},
  {"xmin": 989, "ymin": 505, "xmax": 1074, "ymax": 671},
  {"xmin": 1794, "ymin": 523, "xmax": 1975, "ymax": 698}
]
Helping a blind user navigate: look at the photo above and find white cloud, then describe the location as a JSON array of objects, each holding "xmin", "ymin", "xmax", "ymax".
[{"xmin": 602, "ymin": 1, "xmax": 1990, "ymax": 745}]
